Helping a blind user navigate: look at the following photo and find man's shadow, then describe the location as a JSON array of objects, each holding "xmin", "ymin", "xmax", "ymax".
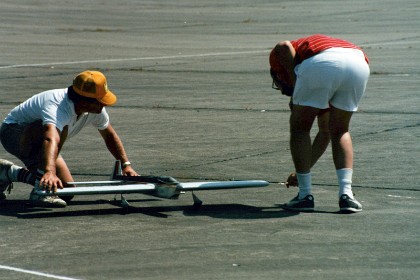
[{"xmin": 276, "ymin": 204, "xmax": 356, "ymax": 215}]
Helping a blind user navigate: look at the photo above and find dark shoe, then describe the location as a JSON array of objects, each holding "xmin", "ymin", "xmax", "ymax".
[
  {"xmin": 0, "ymin": 159, "xmax": 14, "ymax": 200},
  {"xmin": 339, "ymin": 194, "xmax": 362, "ymax": 213},
  {"xmin": 282, "ymin": 194, "xmax": 314, "ymax": 212}
]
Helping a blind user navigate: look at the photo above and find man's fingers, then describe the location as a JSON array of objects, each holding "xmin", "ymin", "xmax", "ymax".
[{"xmin": 39, "ymin": 178, "xmax": 63, "ymax": 193}]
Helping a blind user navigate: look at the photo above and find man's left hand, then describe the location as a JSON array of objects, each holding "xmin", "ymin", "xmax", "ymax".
[{"xmin": 122, "ymin": 165, "xmax": 139, "ymax": 176}]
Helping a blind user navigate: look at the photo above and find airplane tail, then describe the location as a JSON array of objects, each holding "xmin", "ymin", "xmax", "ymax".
[
  {"xmin": 110, "ymin": 160, "xmax": 179, "ymax": 186},
  {"xmin": 111, "ymin": 160, "xmax": 123, "ymax": 180}
]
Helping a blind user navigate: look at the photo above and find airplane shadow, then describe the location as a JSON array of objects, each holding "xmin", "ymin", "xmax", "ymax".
[
  {"xmin": 182, "ymin": 204, "xmax": 299, "ymax": 219},
  {"xmin": 275, "ymin": 204, "xmax": 353, "ymax": 215},
  {"xmin": 0, "ymin": 199, "xmax": 300, "ymax": 219}
]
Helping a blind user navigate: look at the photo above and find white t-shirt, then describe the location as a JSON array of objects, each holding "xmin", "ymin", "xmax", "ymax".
[{"xmin": 3, "ymin": 88, "xmax": 109, "ymax": 138}]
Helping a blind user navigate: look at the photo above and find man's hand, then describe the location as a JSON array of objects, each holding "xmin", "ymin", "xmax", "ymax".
[
  {"xmin": 285, "ymin": 172, "xmax": 298, "ymax": 188},
  {"xmin": 39, "ymin": 171, "xmax": 64, "ymax": 193},
  {"xmin": 122, "ymin": 165, "xmax": 139, "ymax": 176}
]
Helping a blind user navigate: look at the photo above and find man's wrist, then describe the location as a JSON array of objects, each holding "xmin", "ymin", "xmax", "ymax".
[{"xmin": 122, "ymin": 161, "xmax": 131, "ymax": 167}]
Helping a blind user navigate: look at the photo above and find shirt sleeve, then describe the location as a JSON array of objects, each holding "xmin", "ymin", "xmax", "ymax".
[
  {"xmin": 41, "ymin": 103, "xmax": 72, "ymax": 132},
  {"xmin": 91, "ymin": 108, "xmax": 110, "ymax": 130}
]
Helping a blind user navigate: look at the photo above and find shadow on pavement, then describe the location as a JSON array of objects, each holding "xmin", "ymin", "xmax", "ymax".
[{"xmin": 0, "ymin": 199, "xmax": 299, "ymax": 219}]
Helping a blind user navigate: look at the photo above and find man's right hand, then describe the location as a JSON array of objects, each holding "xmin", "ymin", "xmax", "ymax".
[
  {"xmin": 39, "ymin": 171, "xmax": 64, "ymax": 193},
  {"xmin": 285, "ymin": 172, "xmax": 298, "ymax": 188}
]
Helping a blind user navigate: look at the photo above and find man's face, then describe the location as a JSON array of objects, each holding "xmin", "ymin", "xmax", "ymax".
[
  {"xmin": 80, "ymin": 99, "xmax": 104, "ymax": 114},
  {"xmin": 88, "ymin": 100, "xmax": 104, "ymax": 114},
  {"xmin": 270, "ymin": 69, "xmax": 294, "ymax": 97}
]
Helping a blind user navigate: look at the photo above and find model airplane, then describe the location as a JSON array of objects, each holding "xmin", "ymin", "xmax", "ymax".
[{"xmin": 35, "ymin": 161, "xmax": 269, "ymax": 208}]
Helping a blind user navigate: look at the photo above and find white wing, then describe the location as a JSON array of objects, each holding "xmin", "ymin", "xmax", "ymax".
[
  {"xmin": 35, "ymin": 180, "xmax": 269, "ymax": 200},
  {"xmin": 35, "ymin": 184, "xmax": 156, "ymax": 196},
  {"xmin": 177, "ymin": 180, "xmax": 269, "ymax": 191}
]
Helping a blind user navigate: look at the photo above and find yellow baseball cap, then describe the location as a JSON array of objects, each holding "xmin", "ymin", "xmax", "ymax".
[{"xmin": 72, "ymin": 71, "xmax": 117, "ymax": 106}]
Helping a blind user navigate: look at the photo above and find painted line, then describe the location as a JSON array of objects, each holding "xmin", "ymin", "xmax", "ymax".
[
  {"xmin": 0, "ymin": 50, "xmax": 269, "ymax": 70},
  {"xmin": 1, "ymin": 38, "xmax": 418, "ymax": 70},
  {"xmin": 0, "ymin": 40, "xmax": 419, "ymax": 69},
  {"xmin": 1, "ymin": 38, "xmax": 417, "ymax": 70},
  {"xmin": 387, "ymin": 194, "xmax": 413, "ymax": 199},
  {"xmin": 0, "ymin": 265, "xmax": 82, "ymax": 280},
  {"xmin": 362, "ymin": 40, "xmax": 420, "ymax": 47}
]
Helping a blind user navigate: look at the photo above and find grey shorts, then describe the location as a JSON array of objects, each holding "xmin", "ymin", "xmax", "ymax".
[{"xmin": 0, "ymin": 122, "xmax": 55, "ymax": 170}]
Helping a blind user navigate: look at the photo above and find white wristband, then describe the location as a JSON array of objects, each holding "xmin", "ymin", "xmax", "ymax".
[{"xmin": 122, "ymin": 161, "xmax": 131, "ymax": 167}]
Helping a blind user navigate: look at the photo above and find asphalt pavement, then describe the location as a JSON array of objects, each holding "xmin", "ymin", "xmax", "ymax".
[{"xmin": 0, "ymin": 1, "xmax": 419, "ymax": 279}]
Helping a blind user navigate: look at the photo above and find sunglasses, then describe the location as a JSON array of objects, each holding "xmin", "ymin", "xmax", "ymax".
[{"xmin": 270, "ymin": 69, "xmax": 294, "ymax": 97}]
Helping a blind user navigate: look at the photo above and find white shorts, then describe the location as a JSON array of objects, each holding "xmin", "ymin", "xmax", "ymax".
[{"xmin": 292, "ymin": 48, "xmax": 370, "ymax": 111}]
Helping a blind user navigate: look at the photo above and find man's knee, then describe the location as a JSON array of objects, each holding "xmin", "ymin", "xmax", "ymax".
[
  {"xmin": 290, "ymin": 106, "xmax": 319, "ymax": 133},
  {"xmin": 329, "ymin": 107, "xmax": 353, "ymax": 135}
]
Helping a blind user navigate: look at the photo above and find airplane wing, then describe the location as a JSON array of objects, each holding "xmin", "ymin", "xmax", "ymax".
[
  {"xmin": 35, "ymin": 180, "xmax": 269, "ymax": 197},
  {"xmin": 35, "ymin": 183, "xmax": 156, "ymax": 196},
  {"xmin": 67, "ymin": 180, "xmax": 126, "ymax": 185},
  {"xmin": 32, "ymin": 162, "xmax": 271, "ymax": 208},
  {"xmin": 177, "ymin": 180, "xmax": 269, "ymax": 190}
]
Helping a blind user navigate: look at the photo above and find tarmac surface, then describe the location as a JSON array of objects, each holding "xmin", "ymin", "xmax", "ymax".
[{"xmin": 0, "ymin": 0, "xmax": 419, "ymax": 279}]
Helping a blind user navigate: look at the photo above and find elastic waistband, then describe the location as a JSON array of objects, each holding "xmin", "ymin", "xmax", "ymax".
[{"xmin": 321, "ymin": 47, "xmax": 365, "ymax": 58}]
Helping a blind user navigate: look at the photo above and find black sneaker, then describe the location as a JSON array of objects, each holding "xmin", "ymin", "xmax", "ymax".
[
  {"xmin": 339, "ymin": 194, "xmax": 362, "ymax": 213},
  {"xmin": 282, "ymin": 194, "xmax": 314, "ymax": 212}
]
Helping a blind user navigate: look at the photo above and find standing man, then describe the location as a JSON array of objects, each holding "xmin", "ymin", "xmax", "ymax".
[
  {"xmin": 269, "ymin": 34, "xmax": 370, "ymax": 212},
  {"xmin": 0, "ymin": 70, "xmax": 138, "ymax": 207},
  {"xmin": 271, "ymin": 70, "xmax": 331, "ymax": 188}
]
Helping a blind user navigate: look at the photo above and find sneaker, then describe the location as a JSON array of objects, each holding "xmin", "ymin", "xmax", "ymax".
[
  {"xmin": 29, "ymin": 189, "xmax": 67, "ymax": 208},
  {"xmin": 339, "ymin": 194, "xmax": 362, "ymax": 213},
  {"xmin": 0, "ymin": 159, "xmax": 14, "ymax": 199},
  {"xmin": 0, "ymin": 184, "xmax": 13, "ymax": 200},
  {"xmin": 282, "ymin": 194, "xmax": 314, "ymax": 212}
]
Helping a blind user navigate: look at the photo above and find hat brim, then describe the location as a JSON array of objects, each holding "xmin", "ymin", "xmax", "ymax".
[{"xmin": 97, "ymin": 90, "xmax": 117, "ymax": 106}]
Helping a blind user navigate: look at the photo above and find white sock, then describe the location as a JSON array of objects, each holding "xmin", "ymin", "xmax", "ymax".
[
  {"xmin": 8, "ymin": 164, "xmax": 22, "ymax": 182},
  {"xmin": 297, "ymin": 172, "xmax": 312, "ymax": 199},
  {"xmin": 337, "ymin": 168, "xmax": 354, "ymax": 199}
]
